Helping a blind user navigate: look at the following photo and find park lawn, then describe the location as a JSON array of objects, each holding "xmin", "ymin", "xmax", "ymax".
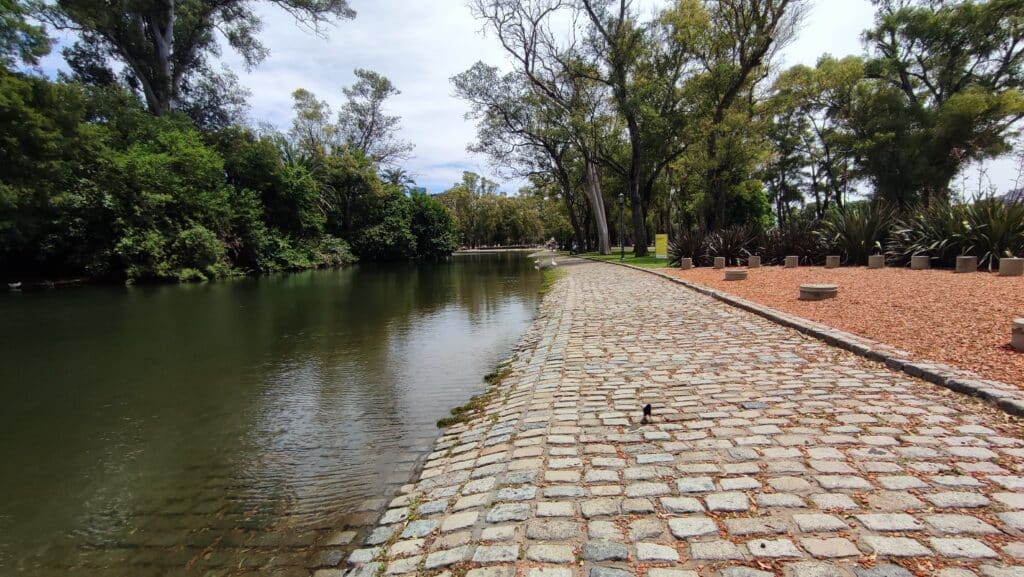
[{"xmin": 581, "ymin": 251, "xmax": 671, "ymax": 269}]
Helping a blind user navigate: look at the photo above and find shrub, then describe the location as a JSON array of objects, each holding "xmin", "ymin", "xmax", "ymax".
[
  {"xmin": 886, "ymin": 202, "xmax": 970, "ymax": 267},
  {"xmin": 708, "ymin": 224, "xmax": 756, "ymax": 266},
  {"xmin": 173, "ymin": 225, "xmax": 226, "ymax": 272},
  {"xmin": 760, "ymin": 217, "xmax": 824, "ymax": 265},
  {"xmin": 963, "ymin": 196, "xmax": 1024, "ymax": 270},
  {"xmin": 668, "ymin": 228, "xmax": 710, "ymax": 266},
  {"xmin": 315, "ymin": 236, "xmax": 357, "ymax": 268},
  {"xmin": 819, "ymin": 201, "xmax": 897, "ymax": 265}
]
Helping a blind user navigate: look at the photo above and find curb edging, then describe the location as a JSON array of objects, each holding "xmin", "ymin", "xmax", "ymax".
[{"xmin": 581, "ymin": 256, "xmax": 1024, "ymax": 418}]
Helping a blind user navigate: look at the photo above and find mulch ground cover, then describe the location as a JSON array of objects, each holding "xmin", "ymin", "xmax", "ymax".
[{"xmin": 664, "ymin": 265, "xmax": 1024, "ymax": 388}]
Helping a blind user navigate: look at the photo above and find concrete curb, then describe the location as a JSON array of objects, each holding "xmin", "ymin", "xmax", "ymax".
[{"xmin": 581, "ymin": 256, "xmax": 1024, "ymax": 418}]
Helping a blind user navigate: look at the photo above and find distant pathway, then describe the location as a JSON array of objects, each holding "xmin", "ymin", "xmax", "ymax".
[{"xmin": 343, "ymin": 261, "xmax": 1024, "ymax": 577}]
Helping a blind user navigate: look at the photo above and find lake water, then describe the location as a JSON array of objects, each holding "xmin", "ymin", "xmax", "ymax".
[{"xmin": 0, "ymin": 251, "xmax": 541, "ymax": 576}]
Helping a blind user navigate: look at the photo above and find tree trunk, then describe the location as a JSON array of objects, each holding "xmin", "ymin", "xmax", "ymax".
[{"xmin": 584, "ymin": 158, "xmax": 612, "ymax": 255}]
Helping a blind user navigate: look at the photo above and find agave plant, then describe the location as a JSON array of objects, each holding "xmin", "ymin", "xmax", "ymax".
[
  {"xmin": 963, "ymin": 196, "xmax": 1024, "ymax": 270},
  {"xmin": 886, "ymin": 202, "xmax": 970, "ymax": 267},
  {"xmin": 761, "ymin": 217, "xmax": 824, "ymax": 265},
  {"xmin": 708, "ymin": 224, "xmax": 755, "ymax": 266},
  {"xmin": 819, "ymin": 202, "xmax": 897, "ymax": 265},
  {"xmin": 669, "ymin": 228, "xmax": 710, "ymax": 266}
]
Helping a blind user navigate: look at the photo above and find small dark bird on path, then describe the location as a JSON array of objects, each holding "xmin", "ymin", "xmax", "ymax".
[{"xmin": 641, "ymin": 404, "xmax": 652, "ymax": 424}]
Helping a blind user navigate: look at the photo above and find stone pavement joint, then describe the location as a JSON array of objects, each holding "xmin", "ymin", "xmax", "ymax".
[{"xmin": 343, "ymin": 261, "xmax": 1024, "ymax": 577}]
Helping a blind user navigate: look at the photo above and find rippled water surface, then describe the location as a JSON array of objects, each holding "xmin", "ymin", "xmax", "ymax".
[{"xmin": 0, "ymin": 251, "xmax": 541, "ymax": 576}]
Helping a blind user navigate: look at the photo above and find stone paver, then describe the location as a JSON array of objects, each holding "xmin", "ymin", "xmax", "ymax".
[{"xmin": 347, "ymin": 262, "xmax": 1024, "ymax": 577}]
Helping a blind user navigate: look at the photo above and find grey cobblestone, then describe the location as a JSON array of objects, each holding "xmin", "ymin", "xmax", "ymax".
[{"xmin": 346, "ymin": 262, "xmax": 1024, "ymax": 577}]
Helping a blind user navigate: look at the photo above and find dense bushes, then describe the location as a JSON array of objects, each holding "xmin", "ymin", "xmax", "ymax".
[
  {"xmin": 887, "ymin": 198, "xmax": 1024, "ymax": 270},
  {"xmin": 0, "ymin": 71, "xmax": 457, "ymax": 283},
  {"xmin": 671, "ymin": 196, "xmax": 1024, "ymax": 270}
]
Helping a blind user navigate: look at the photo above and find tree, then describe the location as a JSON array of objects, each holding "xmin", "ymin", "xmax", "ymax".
[
  {"xmin": 693, "ymin": 0, "xmax": 806, "ymax": 230},
  {"xmin": 862, "ymin": 0, "xmax": 1024, "ymax": 203},
  {"xmin": 469, "ymin": 0, "xmax": 614, "ymax": 254},
  {"xmin": 577, "ymin": 0, "xmax": 697, "ymax": 255},
  {"xmin": 1, "ymin": 0, "xmax": 51, "ymax": 69},
  {"xmin": 381, "ymin": 167, "xmax": 415, "ymax": 189},
  {"xmin": 410, "ymin": 191, "xmax": 458, "ymax": 259},
  {"xmin": 338, "ymin": 68, "xmax": 414, "ymax": 166},
  {"xmin": 44, "ymin": 0, "xmax": 355, "ymax": 115},
  {"xmin": 453, "ymin": 61, "xmax": 592, "ymax": 252},
  {"xmin": 769, "ymin": 55, "xmax": 863, "ymax": 219}
]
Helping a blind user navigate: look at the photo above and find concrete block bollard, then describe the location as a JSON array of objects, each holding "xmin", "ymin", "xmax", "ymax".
[
  {"xmin": 825, "ymin": 256, "xmax": 841, "ymax": 269},
  {"xmin": 868, "ymin": 255, "xmax": 885, "ymax": 269},
  {"xmin": 681, "ymin": 257, "xmax": 693, "ymax": 270},
  {"xmin": 748, "ymin": 255, "xmax": 761, "ymax": 268},
  {"xmin": 725, "ymin": 270, "xmax": 748, "ymax": 281},
  {"xmin": 999, "ymin": 258, "xmax": 1024, "ymax": 277},
  {"xmin": 799, "ymin": 284, "xmax": 838, "ymax": 301},
  {"xmin": 911, "ymin": 255, "xmax": 931, "ymax": 270},
  {"xmin": 784, "ymin": 256, "xmax": 799, "ymax": 268},
  {"xmin": 1014, "ymin": 319, "xmax": 1024, "ymax": 352},
  {"xmin": 955, "ymin": 256, "xmax": 978, "ymax": 274},
  {"xmin": 714, "ymin": 257, "xmax": 726, "ymax": 269}
]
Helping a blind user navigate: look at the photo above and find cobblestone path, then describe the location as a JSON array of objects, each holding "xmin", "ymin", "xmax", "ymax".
[{"xmin": 343, "ymin": 261, "xmax": 1024, "ymax": 577}]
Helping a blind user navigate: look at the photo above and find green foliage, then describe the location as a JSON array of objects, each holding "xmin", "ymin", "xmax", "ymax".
[
  {"xmin": 888, "ymin": 196, "xmax": 1024, "ymax": 270},
  {"xmin": 1, "ymin": 0, "xmax": 51, "ymax": 69},
  {"xmin": 708, "ymin": 224, "xmax": 756, "ymax": 266},
  {"xmin": 819, "ymin": 201, "xmax": 897, "ymax": 265},
  {"xmin": 760, "ymin": 217, "xmax": 824, "ymax": 265},
  {"xmin": 410, "ymin": 191, "xmax": 458, "ymax": 259},
  {"xmin": 436, "ymin": 172, "xmax": 550, "ymax": 248},
  {"xmin": 0, "ymin": 70, "xmax": 452, "ymax": 283},
  {"xmin": 964, "ymin": 197, "xmax": 1024, "ymax": 270},
  {"xmin": 886, "ymin": 202, "xmax": 971, "ymax": 267},
  {"xmin": 47, "ymin": 0, "xmax": 355, "ymax": 115},
  {"xmin": 668, "ymin": 228, "xmax": 710, "ymax": 267},
  {"xmin": 351, "ymin": 187, "xmax": 417, "ymax": 261}
]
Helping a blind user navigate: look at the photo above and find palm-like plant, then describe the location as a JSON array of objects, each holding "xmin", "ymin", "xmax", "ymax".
[
  {"xmin": 963, "ymin": 196, "xmax": 1024, "ymax": 270},
  {"xmin": 819, "ymin": 202, "xmax": 897, "ymax": 265},
  {"xmin": 669, "ymin": 228, "xmax": 710, "ymax": 267},
  {"xmin": 886, "ymin": 202, "xmax": 970, "ymax": 267},
  {"xmin": 761, "ymin": 217, "xmax": 824, "ymax": 265},
  {"xmin": 708, "ymin": 224, "xmax": 755, "ymax": 266}
]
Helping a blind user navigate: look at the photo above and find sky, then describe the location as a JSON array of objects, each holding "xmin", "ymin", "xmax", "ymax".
[{"xmin": 38, "ymin": 0, "xmax": 1021, "ymax": 195}]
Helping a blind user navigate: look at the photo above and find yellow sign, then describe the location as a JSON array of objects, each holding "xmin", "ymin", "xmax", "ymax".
[{"xmin": 655, "ymin": 234, "xmax": 669, "ymax": 259}]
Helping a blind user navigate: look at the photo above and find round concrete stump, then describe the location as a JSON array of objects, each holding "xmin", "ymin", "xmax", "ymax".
[
  {"xmin": 1014, "ymin": 319, "xmax": 1024, "ymax": 352},
  {"xmin": 680, "ymin": 257, "xmax": 693, "ymax": 270},
  {"xmin": 868, "ymin": 255, "xmax": 885, "ymax": 269},
  {"xmin": 747, "ymin": 255, "xmax": 761, "ymax": 268},
  {"xmin": 725, "ymin": 270, "xmax": 748, "ymax": 281},
  {"xmin": 825, "ymin": 255, "xmax": 841, "ymax": 269},
  {"xmin": 713, "ymin": 257, "xmax": 726, "ymax": 269},
  {"xmin": 956, "ymin": 255, "xmax": 978, "ymax": 274},
  {"xmin": 1000, "ymin": 257, "xmax": 1024, "ymax": 277},
  {"xmin": 911, "ymin": 255, "xmax": 931, "ymax": 270},
  {"xmin": 799, "ymin": 284, "xmax": 838, "ymax": 301},
  {"xmin": 784, "ymin": 256, "xmax": 799, "ymax": 268}
]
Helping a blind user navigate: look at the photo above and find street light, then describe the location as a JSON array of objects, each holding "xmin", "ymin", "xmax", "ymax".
[{"xmin": 618, "ymin": 192, "xmax": 626, "ymax": 261}]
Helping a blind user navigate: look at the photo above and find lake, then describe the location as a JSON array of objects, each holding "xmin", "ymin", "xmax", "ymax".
[{"xmin": 0, "ymin": 251, "xmax": 541, "ymax": 576}]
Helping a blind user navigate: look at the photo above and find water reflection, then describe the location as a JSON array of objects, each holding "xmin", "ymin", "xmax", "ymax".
[{"xmin": 0, "ymin": 251, "xmax": 540, "ymax": 575}]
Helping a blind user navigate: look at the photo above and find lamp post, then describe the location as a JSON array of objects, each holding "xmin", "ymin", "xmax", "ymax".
[{"xmin": 618, "ymin": 192, "xmax": 626, "ymax": 261}]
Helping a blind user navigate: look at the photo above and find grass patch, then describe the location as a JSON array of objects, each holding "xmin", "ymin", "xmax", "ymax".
[
  {"xmin": 580, "ymin": 251, "xmax": 671, "ymax": 269},
  {"xmin": 436, "ymin": 363, "xmax": 513, "ymax": 429},
  {"xmin": 539, "ymin": 266, "xmax": 566, "ymax": 295}
]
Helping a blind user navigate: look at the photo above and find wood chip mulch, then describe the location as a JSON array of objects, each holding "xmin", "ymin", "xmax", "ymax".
[{"xmin": 663, "ymin": 266, "xmax": 1024, "ymax": 388}]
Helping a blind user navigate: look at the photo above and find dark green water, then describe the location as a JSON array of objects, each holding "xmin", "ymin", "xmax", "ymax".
[{"xmin": 0, "ymin": 251, "xmax": 541, "ymax": 576}]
